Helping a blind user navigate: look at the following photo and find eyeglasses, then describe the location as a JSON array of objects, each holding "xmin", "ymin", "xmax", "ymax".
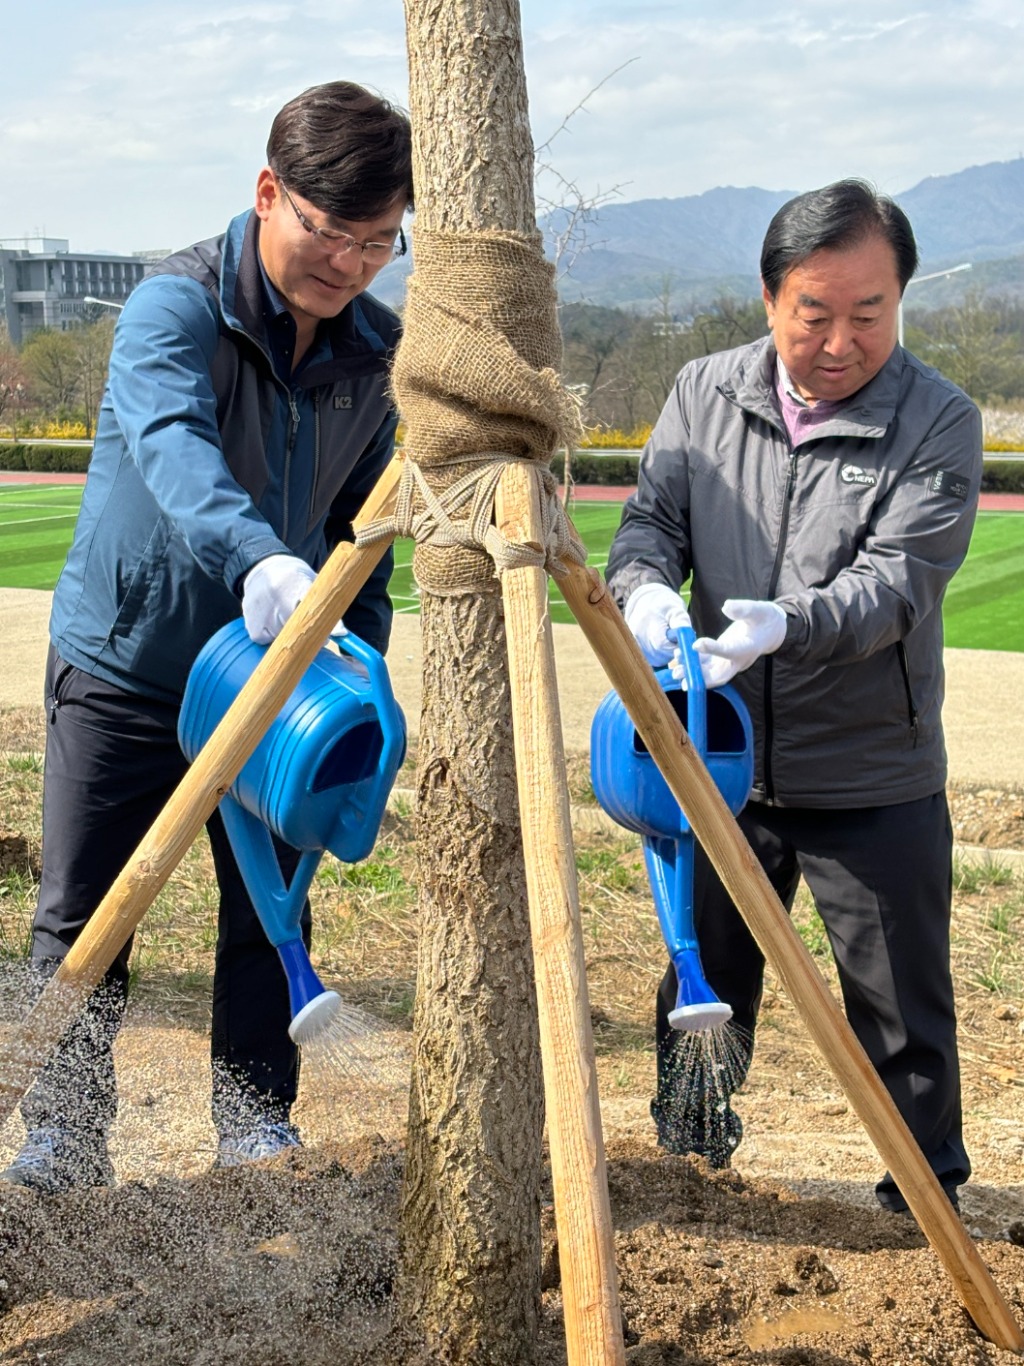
[{"xmin": 279, "ymin": 183, "xmax": 407, "ymax": 264}]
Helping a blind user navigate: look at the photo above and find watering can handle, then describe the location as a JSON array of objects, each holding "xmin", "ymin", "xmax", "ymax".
[
  {"xmin": 329, "ymin": 630, "xmax": 405, "ymax": 774},
  {"xmin": 671, "ymin": 625, "xmax": 707, "ymax": 761}
]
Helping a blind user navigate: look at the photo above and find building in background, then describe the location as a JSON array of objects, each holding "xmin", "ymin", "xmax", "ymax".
[{"xmin": 0, "ymin": 237, "xmax": 153, "ymax": 344}]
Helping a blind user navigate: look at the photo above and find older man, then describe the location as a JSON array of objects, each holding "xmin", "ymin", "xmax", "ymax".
[{"xmin": 608, "ymin": 179, "xmax": 981, "ymax": 1213}]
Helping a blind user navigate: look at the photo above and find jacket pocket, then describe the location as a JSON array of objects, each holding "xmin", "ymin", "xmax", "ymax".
[
  {"xmin": 896, "ymin": 641, "xmax": 919, "ymax": 744},
  {"xmin": 47, "ymin": 657, "xmax": 76, "ymax": 722},
  {"xmin": 105, "ymin": 520, "xmax": 173, "ymax": 650}
]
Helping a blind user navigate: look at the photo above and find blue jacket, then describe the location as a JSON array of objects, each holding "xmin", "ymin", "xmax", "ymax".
[{"xmin": 50, "ymin": 210, "xmax": 399, "ymax": 702}]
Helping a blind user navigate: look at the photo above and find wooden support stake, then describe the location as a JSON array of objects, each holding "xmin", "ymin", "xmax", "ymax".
[
  {"xmin": 0, "ymin": 453, "xmax": 405, "ymax": 1125},
  {"xmin": 496, "ymin": 464, "xmax": 625, "ymax": 1366},
  {"xmin": 556, "ymin": 556, "xmax": 1024, "ymax": 1355}
]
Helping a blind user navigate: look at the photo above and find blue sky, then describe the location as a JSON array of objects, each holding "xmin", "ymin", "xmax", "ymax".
[{"xmin": 2, "ymin": 0, "xmax": 1021, "ymax": 256}]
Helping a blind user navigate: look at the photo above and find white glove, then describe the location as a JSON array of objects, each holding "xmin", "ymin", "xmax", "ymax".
[
  {"xmin": 623, "ymin": 582, "xmax": 692, "ymax": 666},
  {"xmin": 242, "ymin": 554, "xmax": 317, "ymax": 644},
  {"xmin": 692, "ymin": 598, "xmax": 788, "ymax": 689}
]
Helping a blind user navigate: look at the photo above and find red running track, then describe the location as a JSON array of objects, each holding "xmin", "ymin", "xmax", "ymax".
[
  {"xmin": 1, "ymin": 471, "xmax": 1021, "ymax": 512},
  {"xmin": 567, "ymin": 483, "xmax": 1023, "ymax": 512}
]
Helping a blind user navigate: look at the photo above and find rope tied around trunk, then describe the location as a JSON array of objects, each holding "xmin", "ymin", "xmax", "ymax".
[
  {"xmin": 359, "ymin": 226, "xmax": 586, "ymax": 595},
  {"xmin": 355, "ymin": 452, "xmax": 586, "ymax": 591}
]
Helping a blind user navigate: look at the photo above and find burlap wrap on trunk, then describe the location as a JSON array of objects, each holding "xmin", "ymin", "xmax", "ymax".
[{"xmin": 387, "ymin": 228, "xmax": 582, "ymax": 596}]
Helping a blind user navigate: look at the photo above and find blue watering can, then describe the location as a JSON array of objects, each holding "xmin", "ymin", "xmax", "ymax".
[
  {"xmin": 178, "ymin": 619, "xmax": 406, "ymax": 1043},
  {"xmin": 591, "ymin": 626, "xmax": 753, "ymax": 1031}
]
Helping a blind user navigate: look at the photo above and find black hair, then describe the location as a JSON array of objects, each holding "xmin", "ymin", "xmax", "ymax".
[
  {"xmin": 267, "ymin": 81, "xmax": 413, "ymax": 221},
  {"xmin": 760, "ymin": 179, "xmax": 919, "ymax": 298}
]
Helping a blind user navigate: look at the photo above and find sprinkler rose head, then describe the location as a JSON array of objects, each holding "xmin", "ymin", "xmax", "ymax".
[
  {"xmin": 668, "ymin": 1000, "xmax": 733, "ymax": 1033},
  {"xmin": 276, "ymin": 938, "xmax": 342, "ymax": 1043},
  {"xmin": 288, "ymin": 989, "xmax": 342, "ymax": 1044},
  {"xmin": 670, "ymin": 945, "xmax": 732, "ymax": 1033}
]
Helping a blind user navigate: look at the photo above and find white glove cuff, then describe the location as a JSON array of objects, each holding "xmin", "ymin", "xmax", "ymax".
[
  {"xmin": 623, "ymin": 582, "xmax": 686, "ymax": 629},
  {"xmin": 764, "ymin": 600, "xmax": 788, "ymax": 653}
]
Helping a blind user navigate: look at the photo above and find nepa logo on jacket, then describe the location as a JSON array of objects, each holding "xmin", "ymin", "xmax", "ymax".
[
  {"xmin": 840, "ymin": 464, "xmax": 877, "ymax": 487},
  {"xmin": 931, "ymin": 469, "xmax": 970, "ymax": 502}
]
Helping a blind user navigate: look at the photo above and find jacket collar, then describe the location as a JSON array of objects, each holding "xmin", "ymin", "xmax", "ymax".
[
  {"xmin": 722, "ymin": 334, "xmax": 903, "ymax": 442},
  {"xmin": 218, "ymin": 210, "xmax": 390, "ymax": 378}
]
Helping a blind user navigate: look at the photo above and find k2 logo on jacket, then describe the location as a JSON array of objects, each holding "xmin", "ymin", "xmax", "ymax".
[
  {"xmin": 333, "ymin": 395, "xmax": 353, "ymax": 410},
  {"xmin": 840, "ymin": 464, "xmax": 877, "ymax": 487}
]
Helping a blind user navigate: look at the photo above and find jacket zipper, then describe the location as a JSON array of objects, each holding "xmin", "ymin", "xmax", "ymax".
[
  {"xmin": 230, "ymin": 314, "xmax": 302, "ymax": 542},
  {"xmin": 310, "ymin": 394, "xmax": 321, "ymax": 526},
  {"xmin": 762, "ymin": 450, "xmax": 799, "ymax": 803},
  {"xmin": 896, "ymin": 641, "xmax": 920, "ymax": 746},
  {"xmin": 284, "ymin": 390, "xmax": 300, "ymax": 542}
]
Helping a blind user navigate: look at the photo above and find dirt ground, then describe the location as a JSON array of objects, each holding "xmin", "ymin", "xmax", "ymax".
[
  {"xmin": 3, "ymin": 868, "xmax": 1024, "ymax": 1366},
  {"xmin": 1, "ymin": 598, "xmax": 1024, "ymax": 1363}
]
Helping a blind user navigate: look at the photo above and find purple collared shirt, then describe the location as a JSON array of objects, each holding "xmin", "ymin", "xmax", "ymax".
[{"xmin": 774, "ymin": 358, "xmax": 849, "ymax": 446}]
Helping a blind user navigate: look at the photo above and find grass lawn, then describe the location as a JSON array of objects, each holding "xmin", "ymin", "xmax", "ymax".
[
  {"xmin": 941, "ymin": 512, "xmax": 1024, "ymax": 650},
  {"xmin": 1, "ymin": 484, "xmax": 1021, "ymax": 650},
  {"xmin": 0, "ymin": 484, "xmax": 84, "ymax": 592},
  {"xmin": 389, "ymin": 500, "xmax": 622, "ymax": 625}
]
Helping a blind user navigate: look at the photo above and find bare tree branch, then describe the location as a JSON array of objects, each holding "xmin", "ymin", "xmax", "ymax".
[{"xmin": 534, "ymin": 58, "xmax": 639, "ymax": 158}]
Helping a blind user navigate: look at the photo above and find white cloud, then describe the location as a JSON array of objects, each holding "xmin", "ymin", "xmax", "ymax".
[
  {"xmin": 1, "ymin": 0, "xmax": 1021, "ymax": 252},
  {"xmin": 521, "ymin": 1, "xmax": 1023, "ymax": 205}
]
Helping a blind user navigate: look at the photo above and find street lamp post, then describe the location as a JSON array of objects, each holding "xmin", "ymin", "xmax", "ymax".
[
  {"xmin": 82, "ymin": 296, "xmax": 125, "ymax": 313},
  {"xmin": 898, "ymin": 262, "xmax": 971, "ymax": 347}
]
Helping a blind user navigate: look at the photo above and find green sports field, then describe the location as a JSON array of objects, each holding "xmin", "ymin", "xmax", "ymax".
[
  {"xmin": 0, "ymin": 483, "xmax": 1021, "ymax": 650},
  {"xmin": 389, "ymin": 501, "xmax": 624, "ymax": 626},
  {"xmin": 0, "ymin": 484, "xmax": 84, "ymax": 593}
]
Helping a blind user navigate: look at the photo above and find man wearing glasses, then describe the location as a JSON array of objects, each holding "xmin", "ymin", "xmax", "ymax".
[{"xmin": 2, "ymin": 82, "xmax": 412, "ymax": 1191}]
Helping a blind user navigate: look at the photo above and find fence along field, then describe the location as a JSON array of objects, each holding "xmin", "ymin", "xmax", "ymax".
[{"xmin": 0, "ymin": 483, "xmax": 1022, "ymax": 648}]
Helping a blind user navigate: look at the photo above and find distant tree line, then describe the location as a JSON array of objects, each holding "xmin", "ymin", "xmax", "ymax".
[
  {"xmin": 904, "ymin": 293, "xmax": 1024, "ymax": 408},
  {"xmin": 3, "ymin": 285, "xmax": 1023, "ymax": 447},
  {"xmin": 0, "ymin": 314, "xmax": 116, "ymax": 440},
  {"xmin": 560, "ymin": 283, "xmax": 1024, "ymax": 433}
]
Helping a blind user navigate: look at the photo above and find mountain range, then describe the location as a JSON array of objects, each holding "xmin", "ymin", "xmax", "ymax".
[{"xmin": 372, "ymin": 157, "xmax": 1024, "ymax": 313}]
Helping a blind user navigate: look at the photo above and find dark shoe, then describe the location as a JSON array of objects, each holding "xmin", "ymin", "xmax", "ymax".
[
  {"xmin": 1, "ymin": 1127, "xmax": 114, "ymax": 1194},
  {"xmin": 877, "ymin": 1181, "xmax": 960, "ymax": 1216},
  {"xmin": 652, "ymin": 1098, "xmax": 743, "ymax": 1169},
  {"xmin": 213, "ymin": 1121, "xmax": 302, "ymax": 1169}
]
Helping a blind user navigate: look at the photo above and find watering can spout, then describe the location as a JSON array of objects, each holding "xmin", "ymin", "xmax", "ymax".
[
  {"xmin": 276, "ymin": 938, "xmax": 342, "ymax": 1044},
  {"xmin": 590, "ymin": 625, "xmax": 754, "ymax": 1036},
  {"xmin": 644, "ymin": 835, "xmax": 734, "ymax": 1034}
]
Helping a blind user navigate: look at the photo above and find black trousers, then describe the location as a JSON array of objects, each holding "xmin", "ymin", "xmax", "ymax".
[
  {"xmin": 23, "ymin": 648, "xmax": 310, "ymax": 1141},
  {"xmin": 654, "ymin": 792, "xmax": 971, "ymax": 1209}
]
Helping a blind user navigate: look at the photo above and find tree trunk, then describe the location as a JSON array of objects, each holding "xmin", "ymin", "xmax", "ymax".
[{"xmin": 398, "ymin": 3, "xmax": 546, "ymax": 1361}]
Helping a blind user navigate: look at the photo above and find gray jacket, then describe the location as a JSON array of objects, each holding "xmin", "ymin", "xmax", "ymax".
[{"xmin": 607, "ymin": 335, "xmax": 982, "ymax": 808}]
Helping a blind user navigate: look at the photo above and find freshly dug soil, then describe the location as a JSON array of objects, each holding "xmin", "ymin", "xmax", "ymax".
[
  {"xmin": 3, "ymin": 845, "xmax": 1024, "ymax": 1366},
  {"xmin": 1, "ymin": 698, "xmax": 1023, "ymax": 1362},
  {"xmin": 2, "ymin": 1120, "xmax": 1023, "ymax": 1364},
  {"xmin": 950, "ymin": 786, "xmax": 1024, "ymax": 852}
]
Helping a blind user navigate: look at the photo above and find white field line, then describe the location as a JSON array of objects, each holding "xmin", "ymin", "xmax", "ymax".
[
  {"xmin": 0, "ymin": 512, "xmax": 80, "ymax": 528},
  {"xmin": 0, "ymin": 486, "xmax": 82, "ymax": 496},
  {"xmin": 0, "ymin": 497, "xmax": 80, "ymax": 509}
]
